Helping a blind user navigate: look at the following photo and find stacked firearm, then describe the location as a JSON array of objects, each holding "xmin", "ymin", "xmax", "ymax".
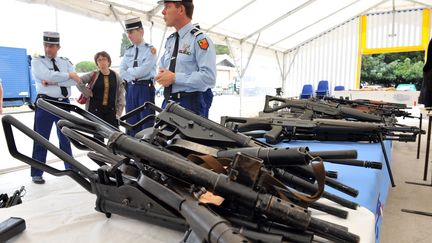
[
  {"xmin": 221, "ymin": 95, "xmax": 424, "ymax": 187},
  {"xmin": 221, "ymin": 95, "xmax": 423, "ymax": 145},
  {"xmin": 2, "ymin": 99, "xmax": 388, "ymax": 242}
]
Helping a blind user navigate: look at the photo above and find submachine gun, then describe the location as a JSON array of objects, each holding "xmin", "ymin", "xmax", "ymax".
[
  {"xmin": 322, "ymin": 96, "xmax": 413, "ymax": 118},
  {"xmin": 263, "ymin": 95, "xmax": 386, "ymax": 123},
  {"xmin": 129, "ymin": 101, "xmax": 377, "ymax": 209},
  {"xmin": 2, "ymin": 99, "xmax": 364, "ymax": 243}
]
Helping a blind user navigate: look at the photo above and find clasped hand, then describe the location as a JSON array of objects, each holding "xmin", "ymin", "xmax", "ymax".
[{"xmin": 155, "ymin": 69, "xmax": 175, "ymax": 87}]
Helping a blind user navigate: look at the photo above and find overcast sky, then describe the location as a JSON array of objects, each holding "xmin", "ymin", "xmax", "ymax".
[{"xmin": 0, "ymin": 0, "xmax": 165, "ymax": 66}]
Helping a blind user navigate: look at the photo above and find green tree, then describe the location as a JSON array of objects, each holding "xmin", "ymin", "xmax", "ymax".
[
  {"xmin": 361, "ymin": 52, "xmax": 424, "ymax": 88},
  {"xmin": 215, "ymin": 44, "xmax": 230, "ymax": 55},
  {"xmin": 120, "ymin": 33, "xmax": 131, "ymax": 57},
  {"xmin": 75, "ymin": 61, "xmax": 97, "ymax": 73}
]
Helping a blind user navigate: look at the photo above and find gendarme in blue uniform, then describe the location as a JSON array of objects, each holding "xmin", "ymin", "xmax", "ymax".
[
  {"xmin": 120, "ymin": 41, "xmax": 157, "ymax": 136},
  {"xmin": 159, "ymin": 22, "xmax": 216, "ymax": 116},
  {"xmin": 31, "ymin": 54, "xmax": 76, "ymax": 178}
]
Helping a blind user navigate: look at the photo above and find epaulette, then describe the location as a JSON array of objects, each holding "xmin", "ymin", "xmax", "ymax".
[
  {"xmin": 127, "ymin": 45, "xmax": 134, "ymax": 49},
  {"xmin": 37, "ymin": 55, "xmax": 45, "ymax": 59},
  {"xmin": 60, "ymin": 57, "xmax": 73, "ymax": 65},
  {"xmin": 145, "ymin": 43, "xmax": 154, "ymax": 48},
  {"xmin": 190, "ymin": 28, "xmax": 203, "ymax": 37}
]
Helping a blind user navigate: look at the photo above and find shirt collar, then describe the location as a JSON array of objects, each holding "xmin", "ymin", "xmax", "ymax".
[
  {"xmin": 178, "ymin": 22, "xmax": 193, "ymax": 39},
  {"xmin": 135, "ymin": 41, "xmax": 145, "ymax": 48}
]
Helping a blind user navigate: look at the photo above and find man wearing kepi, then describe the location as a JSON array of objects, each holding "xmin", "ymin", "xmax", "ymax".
[
  {"xmin": 120, "ymin": 17, "xmax": 157, "ymax": 137},
  {"xmin": 156, "ymin": 0, "xmax": 216, "ymax": 116},
  {"xmin": 31, "ymin": 31, "xmax": 80, "ymax": 184}
]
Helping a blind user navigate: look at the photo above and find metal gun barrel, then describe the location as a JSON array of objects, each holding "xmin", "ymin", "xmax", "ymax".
[{"xmin": 217, "ymin": 147, "xmax": 311, "ymax": 166}]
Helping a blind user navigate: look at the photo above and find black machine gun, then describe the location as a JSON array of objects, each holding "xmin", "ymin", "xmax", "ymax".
[
  {"xmin": 263, "ymin": 95, "xmax": 386, "ymax": 123},
  {"xmin": 1, "ymin": 99, "xmax": 361, "ymax": 243},
  {"xmin": 220, "ymin": 115, "xmax": 423, "ymax": 144},
  {"xmin": 323, "ymin": 96, "xmax": 414, "ymax": 118},
  {"xmin": 130, "ymin": 101, "xmax": 373, "ymax": 199},
  {"xmin": 220, "ymin": 114, "xmax": 423, "ymax": 187}
]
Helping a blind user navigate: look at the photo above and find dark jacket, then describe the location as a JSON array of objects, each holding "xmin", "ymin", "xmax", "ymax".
[
  {"xmin": 77, "ymin": 70, "xmax": 126, "ymax": 117},
  {"xmin": 419, "ymin": 38, "xmax": 432, "ymax": 107}
]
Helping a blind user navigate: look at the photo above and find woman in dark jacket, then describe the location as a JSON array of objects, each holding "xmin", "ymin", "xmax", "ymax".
[
  {"xmin": 77, "ymin": 51, "xmax": 125, "ymax": 128},
  {"xmin": 419, "ymin": 38, "xmax": 432, "ymax": 108}
]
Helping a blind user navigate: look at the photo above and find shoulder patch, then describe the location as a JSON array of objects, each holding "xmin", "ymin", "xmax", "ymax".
[
  {"xmin": 197, "ymin": 38, "xmax": 209, "ymax": 50},
  {"xmin": 150, "ymin": 47, "xmax": 157, "ymax": 55},
  {"xmin": 191, "ymin": 28, "xmax": 203, "ymax": 37}
]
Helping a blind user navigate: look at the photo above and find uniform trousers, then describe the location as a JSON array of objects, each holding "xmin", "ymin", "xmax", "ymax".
[
  {"xmin": 31, "ymin": 98, "xmax": 73, "ymax": 177},
  {"xmin": 125, "ymin": 82, "xmax": 155, "ymax": 137},
  {"xmin": 202, "ymin": 88, "xmax": 213, "ymax": 118},
  {"xmin": 162, "ymin": 92, "xmax": 205, "ymax": 117}
]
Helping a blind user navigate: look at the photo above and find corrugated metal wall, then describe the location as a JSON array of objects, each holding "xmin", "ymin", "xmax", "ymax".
[
  {"xmin": 237, "ymin": 8, "xmax": 428, "ymax": 116},
  {"xmin": 283, "ymin": 18, "xmax": 359, "ymax": 97},
  {"xmin": 366, "ymin": 9, "xmax": 423, "ymax": 48},
  {"xmin": 281, "ymin": 8, "xmax": 426, "ymax": 98}
]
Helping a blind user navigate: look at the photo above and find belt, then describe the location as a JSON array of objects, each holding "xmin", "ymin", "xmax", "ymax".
[
  {"xmin": 37, "ymin": 94, "xmax": 69, "ymax": 102},
  {"xmin": 132, "ymin": 79, "xmax": 154, "ymax": 86},
  {"xmin": 170, "ymin": 91, "xmax": 202, "ymax": 99}
]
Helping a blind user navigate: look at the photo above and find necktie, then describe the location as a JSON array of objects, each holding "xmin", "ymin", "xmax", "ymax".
[
  {"xmin": 133, "ymin": 47, "xmax": 139, "ymax": 67},
  {"xmin": 52, "ymin": 58, "xmax": 68, "ymax": 97},
  {"xmin": 164, "ymin": 32, "xmax": 179, "ymax": 100}
]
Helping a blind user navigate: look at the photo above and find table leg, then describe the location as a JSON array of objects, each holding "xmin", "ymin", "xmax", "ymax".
[
  {"xmin": 379, "ymin": 134, "xmax": 395, "ymax": 187},
  {"xmin": 423, "ymin": 116, "xmax": 432, "ymax": 181},
  {"xmin": 416, "ymin": 114, "xmax": 422, "ymax": 159}
]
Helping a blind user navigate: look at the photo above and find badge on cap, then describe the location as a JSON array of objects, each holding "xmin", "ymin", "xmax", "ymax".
[
  {"xmin": 124, "ymin": 17, "xmax": 143, "ymax": 31},
  {"xmin": 43, "ymin": 31, "xmax": 60, "ymax": 44},
  {"xmin": 197, "ymin": 38, "xmax": 209, "ymax": 50}
]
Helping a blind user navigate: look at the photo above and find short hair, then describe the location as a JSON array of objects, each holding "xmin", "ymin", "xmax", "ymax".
[
  {"xmin": 94, "ymin": 51, "xmax": 111, "ymax": 67},
  {"xmin": 175, "ymin": 2, "xmax": 194, "ymax": 19}
]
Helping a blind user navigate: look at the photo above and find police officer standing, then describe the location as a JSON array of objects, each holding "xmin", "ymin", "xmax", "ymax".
[
  {"xmin": 120, "ymin": 17, "xmax": 157, "ymax": 137},
  {"xmin": 156, "ymin": 0, "xmax": 216, "ymax": 117},
  {"xmin": 31, "ymin": 31, "xmax": 80, "ymax": 184}
]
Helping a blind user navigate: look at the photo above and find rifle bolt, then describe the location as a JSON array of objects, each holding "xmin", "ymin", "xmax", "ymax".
[
  {"xmin": 147, "ymin": 202, "xmax": 153, "ymax": 208},
  {"xmin": 188, "ymin": 121, "xmax": 194, "ymax": 127}
]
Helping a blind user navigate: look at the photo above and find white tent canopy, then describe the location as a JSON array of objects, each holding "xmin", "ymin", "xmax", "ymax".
[
  {"xmin": 16, "ymin": 0, "xmax": 432, "ymax": 116},
  {"xmin": 18, "ymin": 0, "xmax": 432, "ymax": 53}
]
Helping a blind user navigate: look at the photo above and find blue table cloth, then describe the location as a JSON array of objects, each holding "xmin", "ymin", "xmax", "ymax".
[{"xmin": 277, "ymin": 140, "xmax": 392, "ymax": 242}]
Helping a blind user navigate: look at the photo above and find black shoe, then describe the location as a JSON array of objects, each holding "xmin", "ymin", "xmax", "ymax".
[{"xmin": 32, "ymin": 176, "xmax": 45, "ymax": 184}]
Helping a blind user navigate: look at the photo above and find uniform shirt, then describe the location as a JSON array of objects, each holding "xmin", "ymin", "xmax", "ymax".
[
  {"xmin": 31, "ymin": 56, "xmax": 76, "ymax": 98},
  {"xmin": 120, "ymin": 42, "xmax": 157, "ymax": 83},
  {"xmin": 159, "ymin": 22, "xmax": 216, "ymax": 93}
]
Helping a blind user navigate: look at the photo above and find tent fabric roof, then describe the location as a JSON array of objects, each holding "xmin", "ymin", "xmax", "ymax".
[{"xmin": 19, "ymin": 0, "xmax": 432, "ymax": 53}]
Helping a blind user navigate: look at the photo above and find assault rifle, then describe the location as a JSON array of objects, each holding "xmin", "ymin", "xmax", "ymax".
[
  {"xmin": 323, "ymin": 96, "xmax": 414, "ymax": 118},
  {"xmin": 1, "ymin": 99, "xmax": 361, "ymax": 243},
  {"xmin": 263, "ymin": 95, "xmax": 385, "ymax": 123},
  {"xmin": 133, "ymin": 102, "xmax": 372, "ymax": 206},
  {"xmin": 220, "ymin": 116, "xmax": 423, "ymax": 144},
  {"xmin": 220, "ymin": 115, "xmax": 421, "ymax": 187}
]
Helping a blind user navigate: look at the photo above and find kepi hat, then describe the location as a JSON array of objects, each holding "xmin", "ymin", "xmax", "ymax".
[
  {"xmin": 43, "ymin": 31, "xmax": 60, "ymax": 44},
  {"xmin": 157, "ymin": 0, "xmax": 192, "ymax": 4},
  {"xmin": 124, "ymin": 17, "xmax": 143, "ymax": 31}
]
